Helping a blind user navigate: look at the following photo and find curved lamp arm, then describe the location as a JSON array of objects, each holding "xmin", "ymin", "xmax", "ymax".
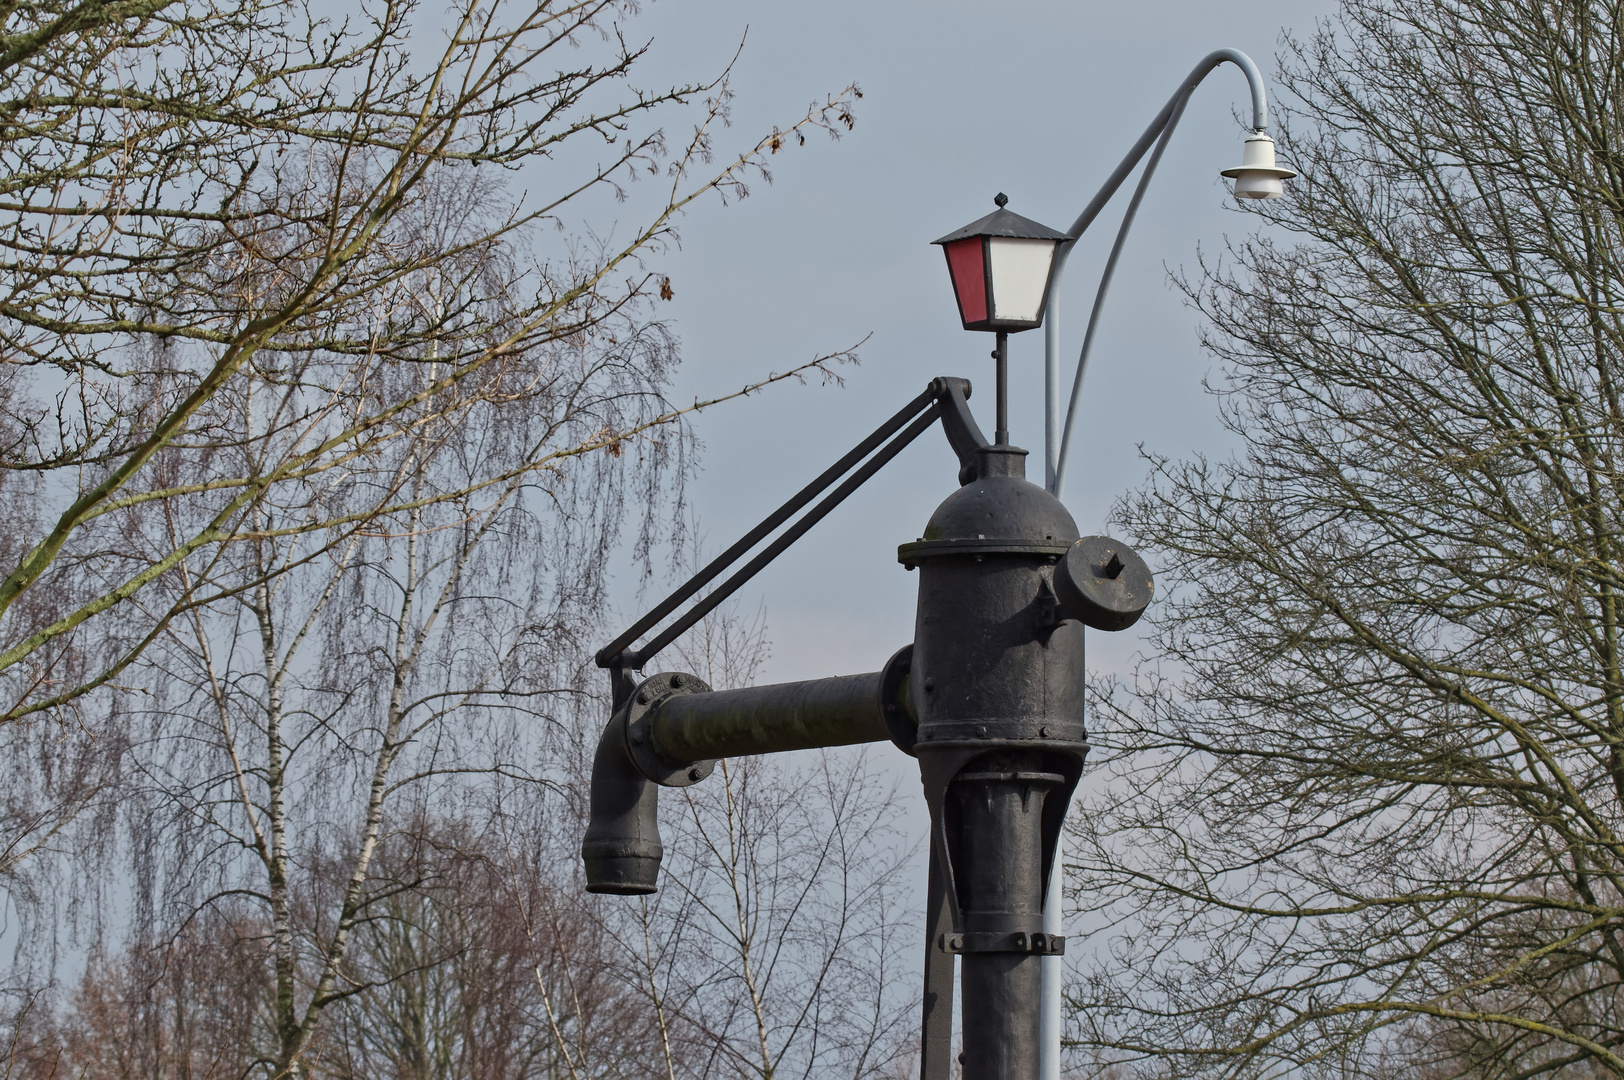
[{"xmin": 1043, "ymin": 48, "xmax": 1272, "ymax": 497}]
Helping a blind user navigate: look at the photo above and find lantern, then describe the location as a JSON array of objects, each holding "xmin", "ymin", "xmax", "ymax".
[{"xmin": 933, "ymin": 194, "xmax": 1068, "ymax": 333}]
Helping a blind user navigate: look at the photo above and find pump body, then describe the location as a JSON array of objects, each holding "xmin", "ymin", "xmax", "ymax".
[
  {"xmin": 901, "ymin": 444, "xmax": 1088, "ymax": 1080},
  {"xmin": 582, "ymin": 379, "xmax": 1150, "ymax": 1080}
]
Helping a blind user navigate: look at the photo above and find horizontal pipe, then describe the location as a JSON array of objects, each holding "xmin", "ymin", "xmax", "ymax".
[{"xmin": 652, "ymin": 671, "xmax": 890, "ymax": 766}]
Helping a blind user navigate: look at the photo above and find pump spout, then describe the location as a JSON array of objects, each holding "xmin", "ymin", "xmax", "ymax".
[{"xmin": 581, "ymin": 704, "xmax": 663, "ymax": 894}]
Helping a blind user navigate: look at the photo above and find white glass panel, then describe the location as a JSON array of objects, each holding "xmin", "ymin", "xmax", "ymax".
[{"xmin": 987, "ymin": 237, "xmax": 1057, "ymax": 323}]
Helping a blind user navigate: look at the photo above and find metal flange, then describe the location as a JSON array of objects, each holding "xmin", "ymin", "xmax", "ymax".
[
  {"xmin": 624, "ymin": 671, "xmax": 716, "ymax": 787},
  {"xmin": 879, "ymin": 644, "xmax": 918, "ymax": 755}
]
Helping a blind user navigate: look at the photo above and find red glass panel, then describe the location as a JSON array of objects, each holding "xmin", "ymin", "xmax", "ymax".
[{"xmin": 944, "ymin": 238, "xmax": 987, "ymax": 325}]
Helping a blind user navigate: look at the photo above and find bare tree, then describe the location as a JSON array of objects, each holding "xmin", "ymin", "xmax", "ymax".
[
  {"xmin": 8, "ymin": 909, "xmax": 271, "ymax": 1079},
  {"xmin": 315, "ymin": 816, "xmax": 663, "ymax": 1080},
  {"xmin": 651, "ymin": 749, "xmax": 916, "ymax": 1080},
  {"xmin": 0, "ymin": 2, "xmax": 874, "ymax": 1074},
  {"xmin": 67, "ymin": 311, "xmax": 856, "ymax": 1078},
  {"xmin": 1063, "ymin": 0, "xmax": 1624, "ymax": 1077},
  {"xmin": 10, "ymin": 592, "xmax": 918, "ymax": 1080},
  {"xmin": 639, "ymin": 599, "xmax": 916, "ymax": 1080},
  {"xmin": 479, "ymin": 597, "xmax": 919, "ymax": 1080},
  {"xmin": 0, "ymin": 0, "xmax": 860, "ymax": 729},
  {"xmin": 10, "ymin": 812, "xmax": 667, "ymax": 1080}
]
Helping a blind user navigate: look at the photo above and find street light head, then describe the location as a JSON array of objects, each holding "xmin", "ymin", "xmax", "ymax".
[
  {"xmin": 1221, "ymin": 131, "xmax": 1296, "ymax": 200},
  {"xmin": 933, "ymin": 195, "xmax": 1068, "ymax": 332}
]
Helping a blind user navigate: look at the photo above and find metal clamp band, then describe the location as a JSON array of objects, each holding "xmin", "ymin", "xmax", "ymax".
[{"xmin": 938, "ymin": 931, "xmax": 1065, "ymax": 955}]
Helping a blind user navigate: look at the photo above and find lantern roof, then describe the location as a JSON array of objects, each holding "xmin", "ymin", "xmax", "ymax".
[{"xmin": 933, "ymin": 195, "xmax": 1069, "ymax": 247}]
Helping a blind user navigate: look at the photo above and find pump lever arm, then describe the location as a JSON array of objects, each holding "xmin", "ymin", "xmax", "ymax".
[
  {"xmin": 596, "ymin": 376, "xmax": 983, "ymax": 674},
  {"xmin": 934, "ymin": 377, "xmax": 992, "ymax": 485}
]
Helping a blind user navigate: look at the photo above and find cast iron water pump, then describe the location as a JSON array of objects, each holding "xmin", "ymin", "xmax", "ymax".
[{"xmin": 584, "ymin": 377, "xmax": 1152, "ymax": 1080}]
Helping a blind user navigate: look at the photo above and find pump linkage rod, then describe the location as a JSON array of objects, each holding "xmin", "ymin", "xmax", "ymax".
[{"xmin": 595, "ymin": 377, "xmax": 988, "ymax": 676}]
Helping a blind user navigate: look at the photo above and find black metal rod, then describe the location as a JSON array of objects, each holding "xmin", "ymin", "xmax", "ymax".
[
  {"xmin": 596, "ymin": 382, "xmax": 942, "ymax": 668},
  {"xmin": 651, "ymin": 671, "xmax": 888, "ymax": 764},
  {"xmin": 624, "ymin": 404, "xmax": 943, "ymax": 669},
  {"xmin": 994, "ymin": 331, "xmax": 1009, "ymax": 446}
]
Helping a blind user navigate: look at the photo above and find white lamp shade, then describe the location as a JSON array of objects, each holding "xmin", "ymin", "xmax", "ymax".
[
  {"xmin": 1221, "ymin": 132, "xmax": 1295, "ymax": 201},
  {"xmin": 988, "ymin": 237, "xmax": 1060, "ymax": 324},
  {"xmin": 1233, "ymin": 173, "xmax": 1285, "ymax": 199}
]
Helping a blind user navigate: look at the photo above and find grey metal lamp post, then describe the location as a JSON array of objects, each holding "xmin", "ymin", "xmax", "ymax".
[
  {"xmin": 1023, "ymin": 47, "xmax": 1290, "ymax": 1080},
  {"xmin": 1027, "ymin": 48, "xmax": 1291, "ymax": 1080}
]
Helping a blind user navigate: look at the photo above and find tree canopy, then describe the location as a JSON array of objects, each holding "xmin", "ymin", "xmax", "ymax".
[
  {"xmin": 0, "ymin": 4, "xmax": 901, "ymax": 1077},
  {"xmin": 1070, "ymin": 0, "xmax": 1624, "ymax": 1076},
  {"xmin": 0, "ymin": 0, "xmax": 858, "ymax": 728}
]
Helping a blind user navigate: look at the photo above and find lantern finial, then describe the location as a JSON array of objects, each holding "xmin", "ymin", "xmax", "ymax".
[{"xmin": 994, "ymin": 192, "xmax": 1009, "ymax": 208}]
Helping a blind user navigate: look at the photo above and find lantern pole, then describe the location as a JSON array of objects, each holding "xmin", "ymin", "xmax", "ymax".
[
  {"xmin": 1041, "ymin": 47, "xmax": 1273, "ymax": 499},
  {"xmin": 994, "ymin": 331, "xmax": 1009, "ymax": 445}
]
